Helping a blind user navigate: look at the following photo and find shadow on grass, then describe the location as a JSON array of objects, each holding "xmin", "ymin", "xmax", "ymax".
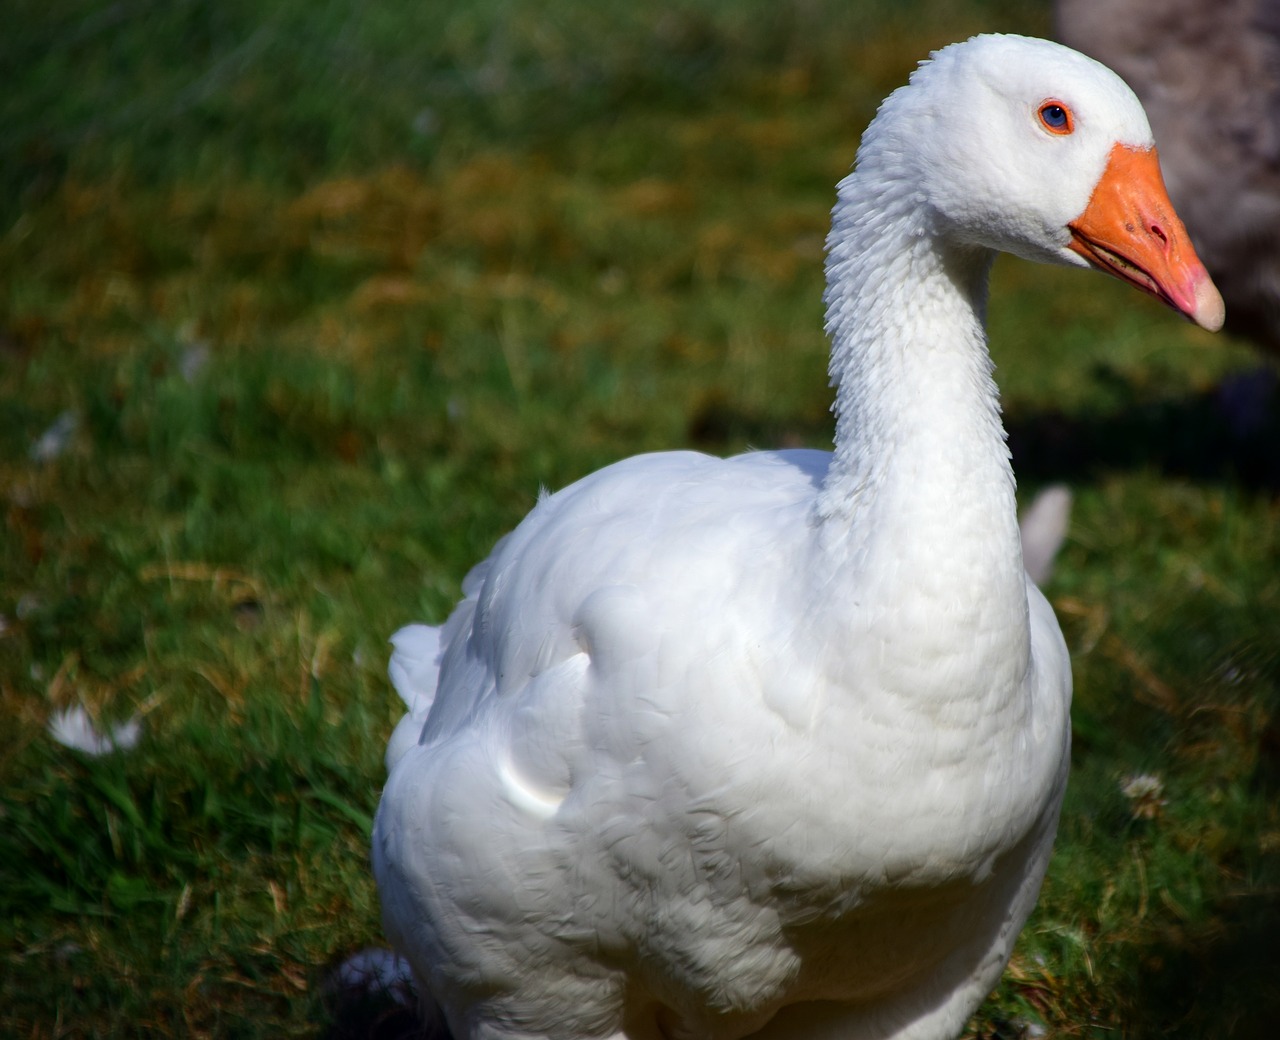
[
  {"xmin": 320, "ymin": 1001, "xmax": 427, "ymax": 1040},
  {"xmin": 1121, "ymin": 893, "xmax": 1280, "ymax": 1039},
  {"xmin": 1006, "ymin": 366, "xmax": 1280, "ymax": 492},
  {"xmin": 1113, "ymin": 599, "xmax": 1280, "ymax": 1040},
  {"xmin": 685, "ymin": 366, "xmax": 1280, "ymax": 494},
  {"xmin": 1057, "ymin": 568, "xmax": 1280, "ymax": 1036}
]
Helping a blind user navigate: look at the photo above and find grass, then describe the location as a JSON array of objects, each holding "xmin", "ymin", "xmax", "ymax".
[{"xmin": 3, "ymin": 0, "xmax": 1279, "ymax": 1036}]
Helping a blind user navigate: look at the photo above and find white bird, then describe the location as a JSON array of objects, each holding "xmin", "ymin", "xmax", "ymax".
[{"xmin": 373, "ymin": 34, "xmax": 1222, "ymax": 1040}]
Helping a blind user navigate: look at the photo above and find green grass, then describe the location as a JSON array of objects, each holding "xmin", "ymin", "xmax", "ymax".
[{"xmin": 3, "ymin": 1, "xmax": 1279, "ymax": 1036}]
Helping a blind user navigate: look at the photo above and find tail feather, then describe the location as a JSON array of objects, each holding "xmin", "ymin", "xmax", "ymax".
[
  {"xmin": 1019, "ymin": 484, "xmax": 1073, "ymax": 587},
  {"xmin": 385, "ymin": 624, "xmax": 443, "ymax": 773}
]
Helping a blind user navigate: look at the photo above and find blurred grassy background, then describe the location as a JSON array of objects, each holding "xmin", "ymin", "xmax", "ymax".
[{"xmin": 2, "ymin": 1, "xmax": 1278, "ymax": 1036}]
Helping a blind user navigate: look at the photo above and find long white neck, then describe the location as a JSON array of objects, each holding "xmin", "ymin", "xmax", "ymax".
[{"xmin": 812, "ymin": 168, "xmax": 1030, "ymax": 686}]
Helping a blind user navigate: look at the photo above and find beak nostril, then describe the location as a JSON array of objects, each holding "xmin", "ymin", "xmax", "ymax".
[{"xmin": 1151, "ymin": 223, "xmax": 1168, "ymax": 245}]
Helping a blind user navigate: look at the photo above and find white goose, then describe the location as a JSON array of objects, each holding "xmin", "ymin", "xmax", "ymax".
[{"xmin": 373, "ymin": 34, "xmax": 1222, "ymax": 1040}]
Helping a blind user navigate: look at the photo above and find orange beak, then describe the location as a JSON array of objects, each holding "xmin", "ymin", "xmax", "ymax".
[{"xmin": 1067, "ymin": 144, "xmax": 1224, "ymax": 332}]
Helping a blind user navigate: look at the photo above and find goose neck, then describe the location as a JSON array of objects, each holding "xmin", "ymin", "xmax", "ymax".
[{"xmin": 815, "ymin": 184, "xmax": 1022, "ymax": 590}]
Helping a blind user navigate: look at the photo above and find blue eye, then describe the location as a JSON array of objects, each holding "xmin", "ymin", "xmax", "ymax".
[{"xmin": 1038, "ymin": 101, "xmax": 1073, "ymax": 134}]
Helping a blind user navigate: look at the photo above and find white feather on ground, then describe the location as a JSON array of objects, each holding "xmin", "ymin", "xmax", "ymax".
[{"xmin": 47, "ymin": 705, "xmax": 142, "ymax": 756}]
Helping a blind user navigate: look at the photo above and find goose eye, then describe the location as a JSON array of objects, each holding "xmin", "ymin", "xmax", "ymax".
[{"xmin": 1038, "ymin": 101, "xmax": 1073, "ymax": 135}]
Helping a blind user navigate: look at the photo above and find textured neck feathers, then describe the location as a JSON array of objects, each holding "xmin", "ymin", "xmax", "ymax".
[{"xmin": 814, "ymin": 164, "xmax": 1026, "ymax": 640}]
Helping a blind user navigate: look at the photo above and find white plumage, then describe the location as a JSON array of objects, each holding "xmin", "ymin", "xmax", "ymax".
[{"xmin": 373, "ymin": 34, "xmax": 1221, "ymax": 1040}]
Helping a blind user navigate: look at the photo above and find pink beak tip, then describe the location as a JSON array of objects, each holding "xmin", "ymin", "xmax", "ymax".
[{"xmin": 1190, "ymin": 273, "xmax": 1225, "ymax": 333}]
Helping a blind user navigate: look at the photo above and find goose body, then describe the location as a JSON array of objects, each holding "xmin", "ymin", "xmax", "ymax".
[{"xmin": 373, "ymin": 35, "xmax": 1221, "ymax": 1040}]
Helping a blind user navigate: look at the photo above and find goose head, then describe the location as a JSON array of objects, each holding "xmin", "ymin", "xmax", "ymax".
[{"xmin": 856, "ymin": 34, "xmax": 1224, "ymax": 330}]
